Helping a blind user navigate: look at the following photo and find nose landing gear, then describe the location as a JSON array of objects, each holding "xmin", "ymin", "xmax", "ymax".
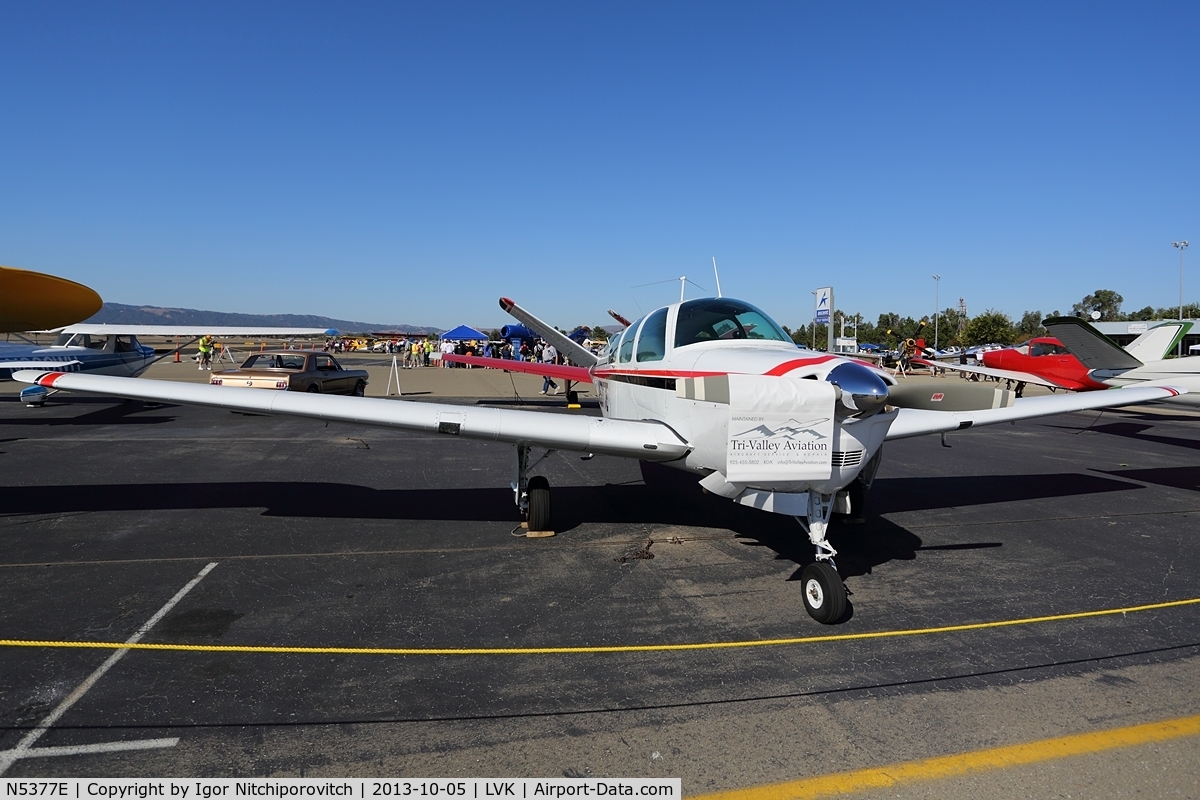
[{"xmin": 796, "ymin": 491, "xmax": 847, "ymax": 624}]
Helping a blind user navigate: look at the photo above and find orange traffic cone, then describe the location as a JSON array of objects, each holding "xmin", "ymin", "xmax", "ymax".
[{"xmin": 174, "ymin": 350, "xmax": 181, "ymax": 363}]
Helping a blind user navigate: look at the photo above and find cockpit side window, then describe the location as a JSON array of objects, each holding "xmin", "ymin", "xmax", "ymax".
[
  {"xmin": 618, "ymin": 317, "xmax": 643, "ymax": 364},
  {"xmin": 673, "ymin": 299, "xmax": 791, "ymax": 349},
  {"xmin": 115, "ymin": 336, "xmax": 136, "ymax": 353},
  {"xmin": 634, "ymin": 308, "xmax": 668, "ymax": 362}
]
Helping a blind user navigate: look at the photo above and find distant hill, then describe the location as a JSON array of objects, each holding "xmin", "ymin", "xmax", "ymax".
[{"xmin": 85, "ymin": 303, "xmax": 441, "ymax": 335}]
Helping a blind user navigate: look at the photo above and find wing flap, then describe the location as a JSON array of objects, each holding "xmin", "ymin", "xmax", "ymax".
[
  {"xmin": 13, "ymin": 371, "xmax": 686, "ymax": 461},
  {"xmin": 885, "ymin": 384, "xmax": 1187, "ymax": 440}
]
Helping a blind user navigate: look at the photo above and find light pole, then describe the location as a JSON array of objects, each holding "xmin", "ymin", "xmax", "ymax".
[
  {"xmin": 932, "ymin": 274, "xmax": 941, "ymax": 351},
  {"xmin": 1174, "ymin": 241, "xmax": 1189, "ymax": 356}
]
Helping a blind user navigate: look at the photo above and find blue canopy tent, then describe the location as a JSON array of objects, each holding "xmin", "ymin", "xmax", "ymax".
[{"xmin": 440, "ymin": 325, "xmax": 489, "ymax": 341}]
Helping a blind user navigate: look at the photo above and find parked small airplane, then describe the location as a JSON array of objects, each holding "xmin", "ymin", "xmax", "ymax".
[
  {"xmin": 14, "ymin": 297, "xmax": 1185, "ymax": 624},
  {"xmin": 916, "ymin": 321, "xmax": 1194, "ymax": 395},
  {"xmin": 3, "ymin": 323, "xmax": 336, "ymax": 405},
  {"xmin": 1039, "ymin": 316, "xmax": 1200, "ymax": 403}
]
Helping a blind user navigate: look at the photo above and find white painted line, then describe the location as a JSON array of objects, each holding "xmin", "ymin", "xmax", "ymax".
[
  {"xmin": 0, "ymin": 562, "xmax": 217, "ymax": 775},
  {"xmin": 0, "ymin": 737, "xmax": 180, "ymax": 759}
]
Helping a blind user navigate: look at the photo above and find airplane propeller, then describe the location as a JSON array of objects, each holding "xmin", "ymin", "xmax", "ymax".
[{"xmin": 825, "ymin": 361, "xmax": 1015, "ymax": 417}]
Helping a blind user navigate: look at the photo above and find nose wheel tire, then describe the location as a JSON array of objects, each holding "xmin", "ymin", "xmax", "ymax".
[
  {"xmin": 526, "ymin": 475, "xmax": 552, "ymax": 532},
  {"xmin": 801, "ymin": 562, "xmax": 846, "ymax": 624}
]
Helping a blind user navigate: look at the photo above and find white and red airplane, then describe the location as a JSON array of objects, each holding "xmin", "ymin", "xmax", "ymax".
[{"xmin": 14, "ymin": 296, "xmax": 1186, "ymax": 624}]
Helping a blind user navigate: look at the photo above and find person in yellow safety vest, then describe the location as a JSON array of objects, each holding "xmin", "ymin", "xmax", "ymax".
[{"xmin": 197, "ymin": 334, "xmax": 214, "ymax": 371}]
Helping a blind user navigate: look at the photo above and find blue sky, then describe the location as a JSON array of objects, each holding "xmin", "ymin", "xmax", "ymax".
[{"xmin": 2, "ymin": 1, "xmax": 1197, "ymax": 331}]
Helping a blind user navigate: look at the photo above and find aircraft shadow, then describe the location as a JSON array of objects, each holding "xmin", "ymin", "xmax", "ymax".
[
  {"xmin": 1049, "ymin": 421, "xmax": 1200, "ymax": 453},
  {"xmin": 1095, "ymin": 465, "xmax": 1200, "ymax": 494},
  {"xmin": 0, "ymin": 464, "xmax": 1143, "ymax": 587},
  {"xmin": 0, "ymin": 398, "xmax": 178, "ymax": 426}
]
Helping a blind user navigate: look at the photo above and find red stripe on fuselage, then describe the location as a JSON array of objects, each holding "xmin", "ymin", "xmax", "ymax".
[{"xmin": 763, "ymin": 356, "xmax": 838, "ymax": 376}]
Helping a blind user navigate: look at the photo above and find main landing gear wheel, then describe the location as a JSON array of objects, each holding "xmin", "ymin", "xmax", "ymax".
[
  {"xmin": 801, "ymin": 562, "xmax": 846, "ymax": 624},
  {"xmin": 526, "ymin": 475, "xmax": 552, "ymax": 532}
]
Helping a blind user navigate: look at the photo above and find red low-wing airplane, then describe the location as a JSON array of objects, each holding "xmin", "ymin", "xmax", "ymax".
[
  {"xmin": 917, "ymin": 321, "xmax": 1194, "ymax": 394},
  {"xmin": 15, "ymin": 296, "xmax": 1187, "ymax": 624}
]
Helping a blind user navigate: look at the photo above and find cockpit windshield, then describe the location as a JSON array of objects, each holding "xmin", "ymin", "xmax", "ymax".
[{"xmin": 673, "ymin": 299, "xmax": 792, "ymax": 349}]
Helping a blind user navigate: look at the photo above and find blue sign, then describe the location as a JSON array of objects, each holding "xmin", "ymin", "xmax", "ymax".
[{"xmin": 814, "ymin": 287, "xmax": 832, "ymax": 324}]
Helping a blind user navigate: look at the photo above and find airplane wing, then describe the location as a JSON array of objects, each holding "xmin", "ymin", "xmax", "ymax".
[
  {"xmin": 442, "ymin": 354, "xmax": 594, "ymax": 383},
  {"xmin": 498, "ymin": 298, "xmax": 599, "ymax": 368},
  {"xmin": 885, "ymin": 384, "xmax": 1185, "ymax": 440},
  {"xmin": 1041, "ymin": 317, "xmax": 1143, "ymax": 371},
  {"xmin": 0, "ymin": 360, "xmax": 83, "ymax": 370},
  {"xmin": 913, "ymin": 358, "xmax": 1075, "ymax": 390},
  {"xmin": 12, "ymin": 371, "xmax": 688, "ymax": 460},
  {"xmin": 58, "ymin": 324, "xmax": 337, "ymax": 337}
]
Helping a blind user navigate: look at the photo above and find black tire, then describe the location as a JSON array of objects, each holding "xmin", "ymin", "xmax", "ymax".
[
  {"xmin": 801, "ymin": 562, "xmax": 846, "ymax": 624},
  {"xmin": 527, "ymin": 475, "xmax": 552, "ymax": 532},
  {"xmin": 352, "ymin": 380, "xmax": 366, "ymax": 397},
  {"xmin": 306, "ymin": 384, "xmax": 320, "ymax": 393}
]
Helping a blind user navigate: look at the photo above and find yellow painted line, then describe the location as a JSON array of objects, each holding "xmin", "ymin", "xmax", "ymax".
[
  {"xmin": 1, "ymin": 597, "xmax": 1198, "ymax": 656},
  {"xmin": 688, "ymin": 713, "xmax": 1200, "ymax": 800}
]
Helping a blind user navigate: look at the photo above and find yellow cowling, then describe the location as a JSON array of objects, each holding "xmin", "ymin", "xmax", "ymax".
[{"xmin": 0, "ymin": 265, "xmax": 103, "ymax": 332}]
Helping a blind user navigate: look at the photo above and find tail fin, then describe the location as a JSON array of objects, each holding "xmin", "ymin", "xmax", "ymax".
[
  {"xmin": 1042, "ymin": 317, "xmax": 1143, "ymax": 371},
  {"xmin": 499, "ymin": 298, "xmax": 599, "ymax": 367},
  {"xmin": 1123, "ymin": 321, "xmax": 1192, "ymax": 362}
]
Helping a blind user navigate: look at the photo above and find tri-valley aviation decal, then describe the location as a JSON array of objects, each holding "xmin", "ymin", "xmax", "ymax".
[{"xmin": 725, "ymin": 374, "xmax": 837, "ymax": 483}]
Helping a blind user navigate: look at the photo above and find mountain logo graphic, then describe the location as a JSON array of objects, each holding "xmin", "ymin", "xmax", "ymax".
[{"xmin": 732, "ymin": 418, "xmax": 830, "ymax": 441}]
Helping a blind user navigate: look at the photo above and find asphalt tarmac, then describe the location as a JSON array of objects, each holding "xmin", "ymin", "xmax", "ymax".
[{"xmin": 1, "ymin": 375, "xmax": 1198, "ymax": 797}]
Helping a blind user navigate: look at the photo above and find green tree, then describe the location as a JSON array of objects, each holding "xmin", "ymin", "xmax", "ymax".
[
  {"xmin": 963, "ymin": 310, "xmax": 1016, "ymax": 346},
  {"xmin": 588, "ymin": 326, "xmax": 609, "ymax": 342},
  {"xmin": 1015, "ymin": 310, "xmax": 1044, "ymax": 339},
  {"xmin": 1072, "ymin": 289, "xmax": 1123, "ymax": 321}
]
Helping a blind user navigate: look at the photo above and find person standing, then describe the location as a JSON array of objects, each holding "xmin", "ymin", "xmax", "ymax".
[
  {"xmin": 540, "ymin": 343, "xmax": 558, "ymax": 395},
  {"xmin": 197, "ymin": 334, "xmax": 214, "ymax": 371}
]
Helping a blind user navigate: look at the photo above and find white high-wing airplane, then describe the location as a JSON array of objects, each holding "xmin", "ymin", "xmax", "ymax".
[
  {"xmin": 2, "ymin": 323, "xmax": 336, "ymax": 404},
  {"xmin": 13, "ymin": 297, "xmax": 1186, "ymax": 624}
]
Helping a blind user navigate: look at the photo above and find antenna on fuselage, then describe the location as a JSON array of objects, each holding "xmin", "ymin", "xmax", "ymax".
[{"xmin": 712, "ymin": 257, "xmax": 722, "ymax": 298}]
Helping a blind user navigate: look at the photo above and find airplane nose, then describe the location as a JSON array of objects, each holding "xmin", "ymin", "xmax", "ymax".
[{"xmin": 826, "ymin": 362, "xmax": 890, "ymax": 418}]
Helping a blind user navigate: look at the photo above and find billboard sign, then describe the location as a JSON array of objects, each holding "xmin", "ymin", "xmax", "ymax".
[{"xmin": 814, "ymin": 287, "xmax": 832, "ymax": 324}]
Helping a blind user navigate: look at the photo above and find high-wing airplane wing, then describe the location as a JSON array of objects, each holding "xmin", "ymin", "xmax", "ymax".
[
  {"xmin": 885, "ymin": 384, "xmax": 1184, "ymax": 440},
  {"xmin": 442, "ymin": 354, "xmax": 594, "ymax": 383},
  {"xmin": 0, "ymin": 360, "xmax": 83, "ymax": 370},
  {"xmin": 58, "ymin": 324, "xmax": 338, "ymax": 337},
  {"xmin": 913, "ymin": 358, "xmax": 1075, "ymax": 390},
  {"xmin": 13, "ymin": 371, "xmax": 687, "ymax": 460}
]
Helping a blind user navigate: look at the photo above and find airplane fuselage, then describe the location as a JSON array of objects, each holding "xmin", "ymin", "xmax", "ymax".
[
  {"xmin": 980, "ymin": 337, "xmax": 1108, "ymax": 391},
  {"xmin": 0, "ymin": 334, "xmax": 156, "ymax": 381},
  {"xmin": 585, "ymin": 298, "xmax": 896, "ymax": 505}
]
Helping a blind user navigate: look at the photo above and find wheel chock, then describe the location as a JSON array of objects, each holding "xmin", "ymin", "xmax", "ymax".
[{"xmin": 525, "ymin": 530, "xmax": 556, "ymax": 538}]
